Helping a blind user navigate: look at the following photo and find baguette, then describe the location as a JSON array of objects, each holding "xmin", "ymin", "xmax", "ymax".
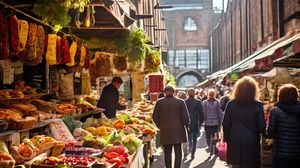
[
  {"xmin": 31, "ymin": 99, "xmax": 52, "ymax": 113},
  {"xmin": 10, "ymin": 104, "xmax": 37, "ymax": 114}
]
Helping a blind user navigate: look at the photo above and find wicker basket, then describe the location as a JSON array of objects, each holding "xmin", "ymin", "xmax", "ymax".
[
  {"xmin": 51, "ymin": 141, "xmax": 65, "ymax": 157},
  {"xmin": 9, "ymin": 117, "xmax": 37, "ymax": 130}
]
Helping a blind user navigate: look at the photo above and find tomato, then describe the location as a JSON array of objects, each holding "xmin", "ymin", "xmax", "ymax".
[
  {"xmin": 118, "ymin": 155, "xmax": 128, "ymax": 163},
  {"xmin": 103, "ymin": 151, "xmax": 119, "ymax": 159},
  {"xmin": 109, "ymin": 157, "xmax": 123, "ymax": 167},
  {"xmin": 123, "ymin": 151, "xmax": 129, "ymax": 157},
  {"xmin": 106, "ymin": 146, "xmax": 126, "ymax": 155}
]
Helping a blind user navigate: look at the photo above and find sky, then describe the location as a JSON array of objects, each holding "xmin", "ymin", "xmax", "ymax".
[{"xmin": 213, "ymin": 0, "xmax": 228, "ymax": 10}]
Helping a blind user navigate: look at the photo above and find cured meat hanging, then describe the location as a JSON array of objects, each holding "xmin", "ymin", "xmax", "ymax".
[
  {"xmin": 17, "ymin": 19, "xmax": 29, "ymax": 61},
  {"xmin": 9, "ymin": 15, "xmax": 20, "ymax": 60},
  {"xmin": 26, "ymin": 23, "xmax": 37, "ymax": 62},
  {"xmin": 46, "ymin": 34, "xmax": 57, "ymax": 65},
  {"xmin": 0, "ymin": 13, "xmax": 10, "ymax": 59},
  {"xmin": 66, "ymin": 41, "xmax": 77, "ymax": 67},
  {"xmin": 61, "ymin": 36, "xmax": 71, "ymax": 64}
]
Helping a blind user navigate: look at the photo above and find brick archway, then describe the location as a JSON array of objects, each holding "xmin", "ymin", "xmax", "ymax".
[{"xmin": 176, "ymin": 70, "xmax": 204, "ymax": 87}]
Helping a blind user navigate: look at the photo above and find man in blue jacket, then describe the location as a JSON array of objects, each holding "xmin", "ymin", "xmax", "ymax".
[{"xmin": 185, "ymin": 88, "xmax": 204, "ymax": 159}]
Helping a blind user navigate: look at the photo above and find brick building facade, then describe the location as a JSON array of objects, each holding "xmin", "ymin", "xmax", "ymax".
[
  {"xmin": 162, "ymin": 0, "xmax": 214, "ymax": 87},
  {"xmin": 211, "ymin": 0, "xmax": 300, "ymax": 73}
]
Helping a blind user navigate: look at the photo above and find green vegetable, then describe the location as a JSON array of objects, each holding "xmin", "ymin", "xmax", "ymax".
[
  {"xmin": 121, "ymin": 134, "xmax": 142, "ymax": 154},
  {"xmin": 62, "ymin": 115, "xmax": 82, "ymax": 132},
  {"xmin": 144, "ymin": 47, "xmax": 161, "ymax": 73}
]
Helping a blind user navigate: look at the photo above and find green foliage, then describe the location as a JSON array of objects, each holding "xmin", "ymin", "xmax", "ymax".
[
  {"xmin": 126, "ymin": 28, "xmax": 150, "ymax": 65},
  {"xmin": 33, "ymin": 0, "xmax": 90, "ymax": 31},
  {"xmin": 144, "ymin": 47, "xmax": 161, "ymax": 73},
  {"xmin": 169, "ymin": 74, "xmax": 176, "ymax": 87}
]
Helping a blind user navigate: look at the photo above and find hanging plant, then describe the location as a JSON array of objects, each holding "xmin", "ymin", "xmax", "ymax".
[
  {"xmin": 144, "ymin": 48, "xmax": 161, "ymax": 73},
  {"xmin": 33, "ymin": 0, "xmax": 90, "ymax": 31},
  {"xmin": 126, "ymin": 28, "xmax": 149, "ymax": 65}
]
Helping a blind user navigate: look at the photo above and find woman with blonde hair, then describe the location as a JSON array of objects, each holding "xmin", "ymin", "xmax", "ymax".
[
  {"xmin": 222, "ymin": 76, "xmax": 266, "ymax": 168},
  {"xmin": 267, "ymin": 84, "xmax": 300, "ymax": 168},
  {"xmin": 202, "ymin": 88, "xmax": 223, "ymax": 153}
]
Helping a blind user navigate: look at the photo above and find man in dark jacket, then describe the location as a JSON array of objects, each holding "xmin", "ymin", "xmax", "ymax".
[
  {"xmin": 220, "ymin": 90, "xmax": 230, "ymax": 111},
  {"xmin": 153, "ymin": 86, "xmax": 190, "ymax": 168},
  {"xmin": 185, "ymin": 88, "xmax": 204, "ymax": 159},
  {"xmin": 97, "ymin": 77, "xmax": 126, "ymax": 119}
]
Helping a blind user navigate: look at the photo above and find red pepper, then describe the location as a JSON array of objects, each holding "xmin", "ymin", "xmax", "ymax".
[
  {"xmin": 118, "ymin": 155, "xmax": 128, "ymax": 163},
  {"xmin": 103, "ymin": 151, "xmax": 119, "ymax": 159},
  {"xmin": 106, "ymin": 146, "xmax": 126, "ymax": 155},
  {"xmin": 109, "ymin": 157, "xmax": 123, "ymax": 167}
]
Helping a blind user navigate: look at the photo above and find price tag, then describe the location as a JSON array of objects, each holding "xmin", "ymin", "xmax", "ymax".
[{"xmin": 3, "ymin": 68, "xmax": 14, "ymax": 84}]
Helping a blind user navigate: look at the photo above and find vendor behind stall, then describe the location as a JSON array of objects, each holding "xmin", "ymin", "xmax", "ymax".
[{"xmin": 97, "ymin": 77, "xmax": 126, "ymax": 119}]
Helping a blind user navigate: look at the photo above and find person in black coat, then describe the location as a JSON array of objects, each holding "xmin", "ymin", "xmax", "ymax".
[
  {"xmin": 220, "ymin": 90, "xmax": 230, "ymax": 111},
  {"xmin": 222, "ymin": 76, "xmax": 266, "ymax": 168},
  {"xmin": 185, "ymin": 88, "xmax": 204, "ymax": 159},
  {"xmin": 267, "ymin": 84, "xmax": 300, "ymax": 168},
  {"xmin": 97, "ymin": 77, "xmax": 126, "ymax": 119}
]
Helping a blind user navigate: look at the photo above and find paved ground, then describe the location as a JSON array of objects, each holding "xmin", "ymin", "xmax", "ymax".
[{"xmin": 150, "ymin": 131, "xmax": 231, "ymax": 168}]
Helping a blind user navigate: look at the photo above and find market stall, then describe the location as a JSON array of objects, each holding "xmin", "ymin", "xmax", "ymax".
[{"xmin": 0, "ymin": 1, "xmax": 163, "ymax": 167}]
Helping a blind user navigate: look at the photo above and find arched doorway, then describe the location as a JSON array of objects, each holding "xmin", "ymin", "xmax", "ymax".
[{"xmin": 176, "ymin": 70, "xmax": 204, "ymax": 88}]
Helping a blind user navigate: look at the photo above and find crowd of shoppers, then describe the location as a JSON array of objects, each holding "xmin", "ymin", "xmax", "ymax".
[{"xmin": 152, "ymin": 75, "xmax": 300, "ymax": 168}]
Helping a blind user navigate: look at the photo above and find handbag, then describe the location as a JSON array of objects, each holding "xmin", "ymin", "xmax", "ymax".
[{"xmin": 216, "ymin": 139, "xmax": 227, "ymax": 161}]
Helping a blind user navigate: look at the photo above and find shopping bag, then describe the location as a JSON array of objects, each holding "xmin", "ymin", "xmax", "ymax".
[{"xmin": 216, "ymin": 140, "xmax": 227, "ymax": 162}]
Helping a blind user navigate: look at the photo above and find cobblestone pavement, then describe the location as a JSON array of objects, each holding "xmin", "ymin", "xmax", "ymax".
[{"xmin": 150, "ymin": 131, "xmax": 231, "ymax": 168}]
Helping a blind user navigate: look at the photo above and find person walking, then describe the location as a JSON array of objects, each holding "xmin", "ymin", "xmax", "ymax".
[
  {"xmin": 202, "ymin": 89, "xmax": 223, "ymax": 153},
  {"xmin": 267, "ymin": 84, "xmax": 300, "ymax": 168},
  {"xmin": 97, "ymin": 77, "xmax": 126, "ymax": 119},
  {"xmin": 152, "ymin": 86, "xmax": 190, "ymax": 168},
  {"xmin": 222, "ymin": 76, "xmax": 266, "ymax": 168},
  {"xmin": 220, "ymin": 90, "xmax": 230, "ymax": 111},
  {"xmin": 185, "ymin": 88, "xmax": 204, "ymax": 159}
]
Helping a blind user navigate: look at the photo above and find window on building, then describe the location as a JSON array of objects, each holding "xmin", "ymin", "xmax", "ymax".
[
  {"xmin": 186, "ymin": 49, "xmax": 197, "ymax": 68},
  {"xmin": 184, "ymin": 17, "xmax": 197, "ymax": 31},
  {"xmin": 198, "ymin": 49, "xmax": 210, "ymax": 69},
  {"xmin": 168, "ymin": 50, "xmax": 174, "ymax": 66},
  {"xmin": 176, "ymin": 50, "xmax": 185, "ymax": 68}
]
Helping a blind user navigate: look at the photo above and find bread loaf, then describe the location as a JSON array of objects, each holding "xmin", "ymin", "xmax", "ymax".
[{"xmin": 31, "ymin": 99, "xmax": 52, "ymax": 113}]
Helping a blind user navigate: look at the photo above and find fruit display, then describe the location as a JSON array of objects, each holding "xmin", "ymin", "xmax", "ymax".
[
  {"xmin": 10, "ymin": 135, "xmax": 64, "ymax": 163},
  {"xmin": 0, "ymin": 108, "xmax": 22, "ymax": 120},
  {"xmin": 56, "ymin": 103, "xmax": 77, "ymax": 115},
  {"xmin": 137, "ymin": 101, "xmax": 153, "ymax": 112},
  {"xmin": 64, "ymin": 147, "xmax": 102, "ymax": 156},
  {"xmin": 42, "ymin": 156, "xmax": 96, "ymax": 167},
  {"xmin": 103, "ymin": 146, "xmax": 129, "ymax": 167}
]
